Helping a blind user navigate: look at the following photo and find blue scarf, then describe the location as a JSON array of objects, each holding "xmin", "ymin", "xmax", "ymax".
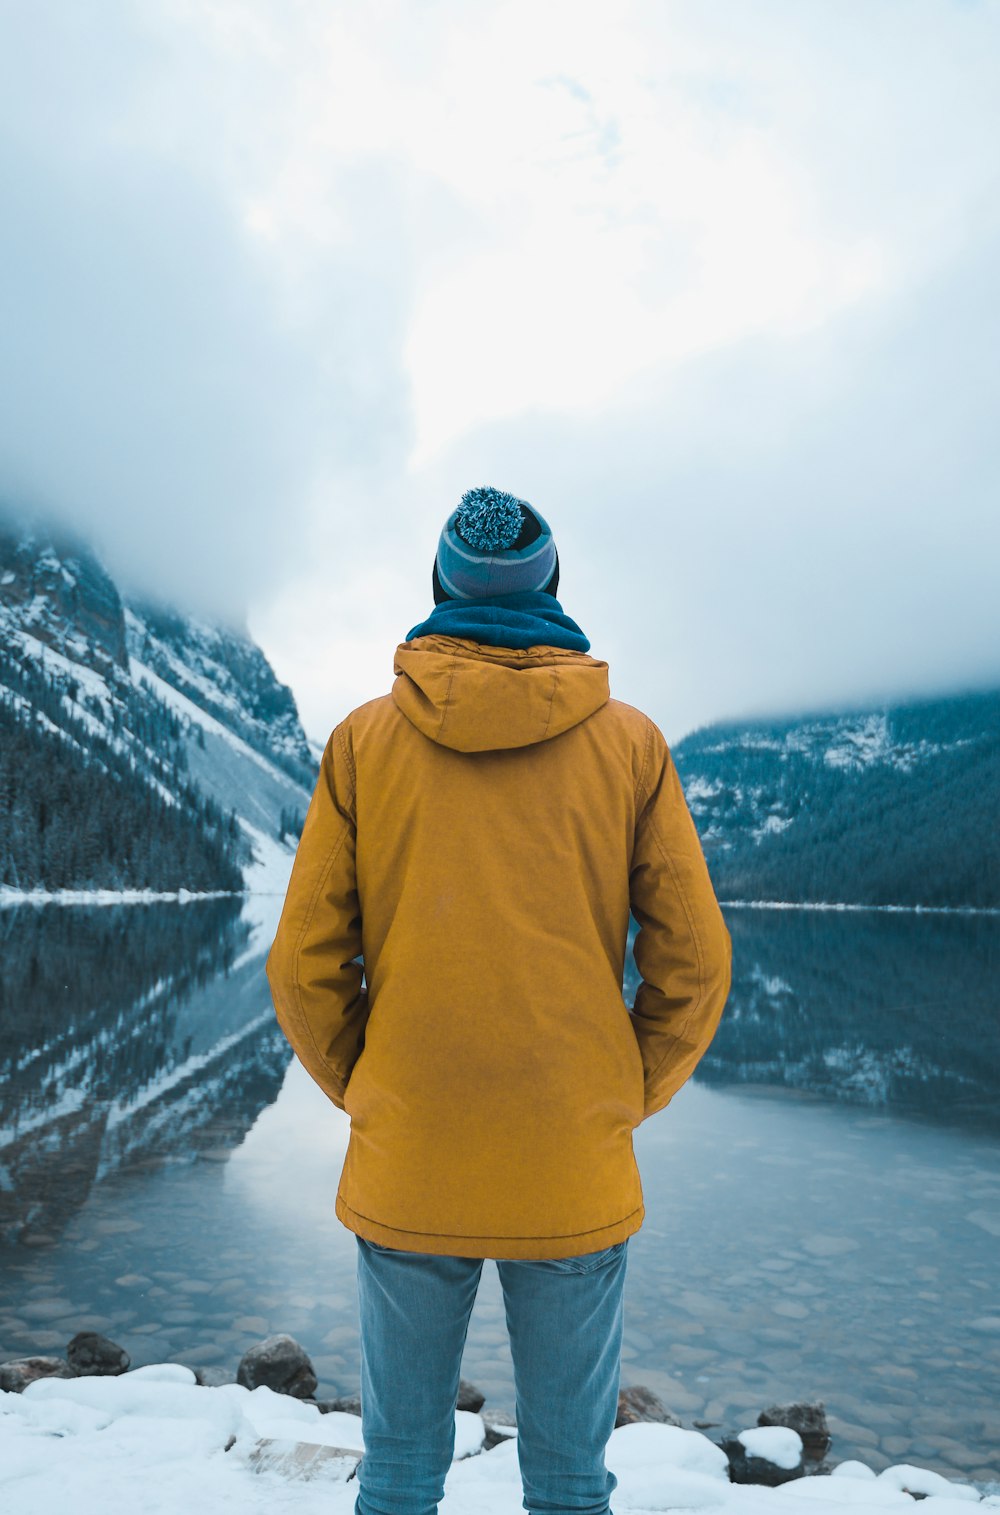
[{"xmin": 405, "ymin": 591, "xmax": 591, "ymax": 653}]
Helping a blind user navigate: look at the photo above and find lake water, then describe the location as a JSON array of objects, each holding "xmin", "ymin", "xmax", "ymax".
[{"xmin": 1, "ymin": 898, "xmax": 998, "ymax": 1480}]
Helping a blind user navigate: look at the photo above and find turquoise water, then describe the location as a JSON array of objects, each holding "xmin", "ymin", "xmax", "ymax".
[{"xmin": 1, "ymin": 900, "xmax": 998, "ymax": 1478}]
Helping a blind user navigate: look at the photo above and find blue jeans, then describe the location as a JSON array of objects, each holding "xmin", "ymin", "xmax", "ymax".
[{"xmin": 353, "ymin": 1236, "xmax": 629, "ymax": 1515}]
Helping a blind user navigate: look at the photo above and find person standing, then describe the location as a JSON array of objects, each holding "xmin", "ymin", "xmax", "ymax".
[{"xmin": 266, "ymin": 486, "xmax": 732, "ymax": 1515}]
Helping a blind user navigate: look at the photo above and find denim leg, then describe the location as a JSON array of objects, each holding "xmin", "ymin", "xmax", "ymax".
[
  {"xmin": 497, "ymin": 1241, "xmax": 628, "ymax": 1515},
  {"xmin": 354, "ymin": 1238, "xmax": 484, "ymax": 1515}
]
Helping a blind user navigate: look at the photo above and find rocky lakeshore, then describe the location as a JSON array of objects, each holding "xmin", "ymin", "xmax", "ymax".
[{"xmin": 2, "ymin": 1327, "xmax": 997, "ymax": 1503}]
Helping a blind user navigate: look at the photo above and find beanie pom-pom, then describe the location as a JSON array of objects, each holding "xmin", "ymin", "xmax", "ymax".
[{"xmin": 454, "ymin": 486, "xmax": 527, "ymax": 552}]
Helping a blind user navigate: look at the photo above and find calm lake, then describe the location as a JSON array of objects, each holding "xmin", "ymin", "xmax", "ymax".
[{"xmin": 1, "ymin": 898, "xmax": 998, "ymax": 1480}]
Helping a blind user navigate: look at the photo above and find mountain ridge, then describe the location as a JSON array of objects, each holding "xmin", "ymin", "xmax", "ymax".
[
  {"xmin": 672, "ymin": 684, "xmax": 1000, "ymax": 909},
  {"xmin": 5, "ymin": 508, "xmax": 996, "ymax": 907},
  {"xmin": 0, "ymin": 510, "xmax": 316, "ymax": 896}
]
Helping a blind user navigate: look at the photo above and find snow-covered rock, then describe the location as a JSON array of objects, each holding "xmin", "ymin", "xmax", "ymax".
[
  {"xmin": 770, "ymin": 1476, "xmax": 915, "ymax": 1505},
  {"xmin": 832, "ymin": 1461, "xmax": 879, "ymax": 1481},
  {"xmin": 605, "ymin": 1421, "xmax": 731, "ymax": 1509},
  {"xmin": 126, "ymin": 1364, "xmax": 199, "ymax": 1385},
  {"xmin": 877, "ymin": 1464, "xmax": 980, "ymax": 1501},
  {"xmin": 739, "ymin": 1423, "xmax": 805, "ymax": 1469}
]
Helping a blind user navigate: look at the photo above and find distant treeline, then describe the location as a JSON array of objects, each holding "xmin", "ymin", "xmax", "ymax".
[
  {"xmin": 675, "ymin": 688, "xmax": 1000, "ymax": 910},
  {"xmin": 0, "ymin": 642, "xmax": 246, "ymax": 894}
]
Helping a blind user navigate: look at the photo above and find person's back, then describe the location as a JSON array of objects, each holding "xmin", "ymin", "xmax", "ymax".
[{"xmin": 266, "ymin": 486, "xmax": 732, "ymax": 1515}]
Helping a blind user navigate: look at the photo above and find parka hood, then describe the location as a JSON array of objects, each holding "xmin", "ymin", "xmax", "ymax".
[{"xmin": 392, "ymin": 635, "xmax": 610, "ymax": 752}]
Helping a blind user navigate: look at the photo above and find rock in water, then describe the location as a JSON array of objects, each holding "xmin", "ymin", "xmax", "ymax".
[
  {"xmin": 237, "ymin": 1334, "xmax": 318, "ymax": 1399},
  {"xmin": 66, "ymin": 1332, "xmax": 130, "ymax": 1376},
  {"xmin": 0, "ymin": 1356, "xmax": 76, "ymax": 1392},
  {"xmin": 616, "ymin": 1385, "xmax": 682, "ymax": 1427},
  {"xmin": 758, "ymin": 1401, "xmax": 831, "ymax": 1462}
]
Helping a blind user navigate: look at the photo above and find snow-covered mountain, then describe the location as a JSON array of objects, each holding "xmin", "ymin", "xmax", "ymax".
[
  {"xmin": 673, "ymin": 687, "xmax": 1000, "ymax": 908},
  {"xmin": 0, "ymin": 511, "xmax": 318, "ymax": 896}
]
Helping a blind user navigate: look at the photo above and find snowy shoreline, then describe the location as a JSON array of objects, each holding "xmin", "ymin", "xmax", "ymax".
[
  {"xmin": 2, "ymin": 1358, "xmax": 998, "ymax": 1514},
  {"xmin": 3, "ymin": 1330, "xmax": 998, "ymax": 1505},
  {"xmin": 0, "ymin": 885, "xmax": 244, "ymax": 909},
  {"xmin": 717, "ymin": 900, "xmax": 1000, "ymax": 917},
  {"xmin": 0, "ymin": 1363, "xmax": 993, "ymax": 1515},
  {"xmin": 3, "ymin": 885, "xmax": 998, "ymax": 916}
]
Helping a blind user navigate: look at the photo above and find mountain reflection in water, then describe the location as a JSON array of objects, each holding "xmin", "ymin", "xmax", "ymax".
[
  {"xmin": 0, "ymin": 898, "xmax": 291, "ymax": 1248},
  {"xmin": 1, "ymin": 902, "xmax": 996, "ymax": 1251},
  {"xmin": 627, "ymin": 908, "xmax": 1000, "ymax": 1136}
]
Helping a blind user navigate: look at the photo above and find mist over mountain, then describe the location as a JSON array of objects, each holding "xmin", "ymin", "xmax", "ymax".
[{"xmin": 4, "ymin": 507, "xmax": 997, "ymax": 909}]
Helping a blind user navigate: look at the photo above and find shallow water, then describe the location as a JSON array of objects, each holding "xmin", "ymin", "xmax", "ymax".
[{"xmin": 1, "ymin": 899, "xmax": 998, "ymax": 1479}]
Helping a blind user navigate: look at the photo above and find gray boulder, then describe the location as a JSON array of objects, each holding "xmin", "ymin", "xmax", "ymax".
[
  {"xmin": 616, "ymin": 1384, "xmax": 681, "ymax": 1428},
  {"xmin": 758, "ymin": 1401, "xmax": 832, "ymax": 1462},
  {"xmin": 67, "ymin": 1332, "xmax": 130, "ymax": 1377},
  {"xmin": 237, "ymin": 1334, "xmax": 318, "ymax": 1399},
  {"xmin": 0, "ymin": 1356, "xmax": 76, "ymax": 1393},
  {"xmin": 317, "ymin": 1393, "xmax": 362, "ymax": 1415},
  {"xmin": 457, "ymin": 1378, "xmax": 486, "ymax": 1413}
]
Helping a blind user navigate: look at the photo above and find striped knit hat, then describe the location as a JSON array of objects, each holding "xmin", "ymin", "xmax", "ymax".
[{"xmin": 433, "ymin": 486, "xmax": 559, "ymax": 603}]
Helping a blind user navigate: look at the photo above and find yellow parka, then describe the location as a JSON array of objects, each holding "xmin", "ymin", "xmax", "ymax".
[{"xmin": 265, "ymin": 635, "xmax": 732, "ymax": 1260}]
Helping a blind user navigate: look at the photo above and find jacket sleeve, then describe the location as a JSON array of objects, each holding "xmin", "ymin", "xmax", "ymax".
[
  {"xmin": 265, "ymin": 721, "xmax": 369, "ymax": 1112},
  {"xmin": 628, "ymin": 718, "xmax": 732, "ymax": 1123}
]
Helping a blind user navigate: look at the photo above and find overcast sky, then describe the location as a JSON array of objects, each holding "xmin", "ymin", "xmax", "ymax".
[{"xmin": 2, "ymin": 0, "xmax": 998, "ymax": 745}]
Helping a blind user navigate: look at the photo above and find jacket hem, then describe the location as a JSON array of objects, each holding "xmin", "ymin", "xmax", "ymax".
[{"xmin": 335, "ymin": 1193, "xmax": 645, "ymax": 1259}]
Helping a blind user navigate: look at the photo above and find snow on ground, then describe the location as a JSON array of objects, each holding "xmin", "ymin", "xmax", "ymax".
[
  {"xmin": 0, "ymin": 820, "xmax": 293, "ymax": 913},
  {"xmin": 0, "ymin": 884, "xmax": 239, "ymax": 909},
  {"xmin": 1, "ymin": 1368, "xmax": 995, "ymax": 1515},
  {"xmin": 240, "ymin": 819, "xmax": 296, "ymax": 899},
  {"xmin": 717, "ymin": 902, "xmax": 1000, "ymax": 917}
]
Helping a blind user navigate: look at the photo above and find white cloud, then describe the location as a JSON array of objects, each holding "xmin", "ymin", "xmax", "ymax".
[{"xmin": 2, "ymin": 0, "xmax": 998, "ymax": 741}]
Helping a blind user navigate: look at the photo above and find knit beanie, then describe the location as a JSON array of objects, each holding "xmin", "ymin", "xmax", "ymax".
[{"xmin": 432, "ymin": 486, "xmax": 560, "ymax": 603}]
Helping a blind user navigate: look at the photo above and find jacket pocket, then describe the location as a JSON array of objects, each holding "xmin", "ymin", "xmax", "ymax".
[
  {"xmin": 623, "ymin": 1020, "xmax": 646, "ymax": 1128},
  {"xmin": 542, "ymin": 1240, "xmax": 628, "ymax": 1274},
  {"xmin": 342, "ymin": 1047, "xmax": 368, "ymax": 1115}
]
